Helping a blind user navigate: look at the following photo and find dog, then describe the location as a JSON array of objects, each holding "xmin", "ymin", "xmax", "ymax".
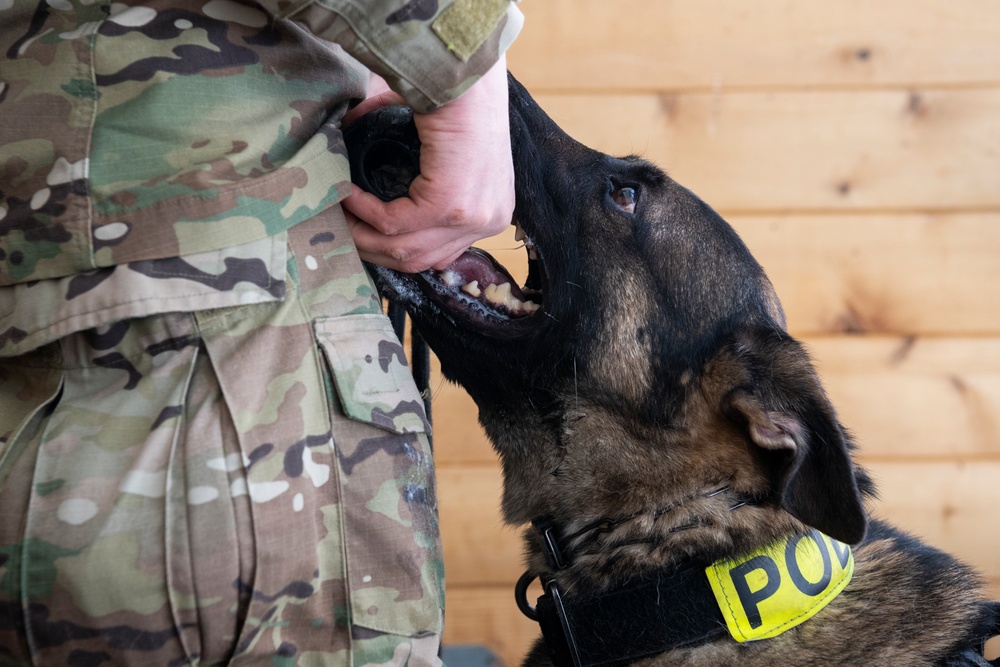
[{"xmin": 366, "ymin": 74, "xmax": 1000, "ymax": 666}]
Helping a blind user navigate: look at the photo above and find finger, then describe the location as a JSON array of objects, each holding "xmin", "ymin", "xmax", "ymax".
[
  {"xmin": 348, "ymin": 213, "xmax": 486, "ymax": 273},
  {"xmin": 342, "ymin": 189, "xmax": 414, "ymax": 237},
  {"xmin": 346, "ymin": 211, "xmax": 422, "ymax": 269},
  {"xmin": 342, "ymin": 184, "xmax": 449, "ymax": 237},
  {"xmin": 367, "ymin": 72, "xmax": 392, "ymax": 98},
  {"xmin": 342, "ymin": 89, "xmax": 407, "ymax": 128}
]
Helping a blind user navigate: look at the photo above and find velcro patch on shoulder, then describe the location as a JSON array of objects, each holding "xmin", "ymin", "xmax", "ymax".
[
  {"xmin": 705, "ymin": 529, "xmax": 854, "ymax": 642},
  {"xmin": 432, "ymin": 0, "xmax": 509, "ymax": 61}
]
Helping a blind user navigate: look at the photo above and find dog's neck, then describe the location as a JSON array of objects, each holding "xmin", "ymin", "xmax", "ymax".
[{"xmin": 522, "ymin": 474, "xmax": 807, "ymax": 597}]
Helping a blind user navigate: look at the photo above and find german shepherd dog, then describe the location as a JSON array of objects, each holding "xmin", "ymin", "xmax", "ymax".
[{"xmin": 365, "ymin": 75, "xmax": 1000, "ymax": 666}]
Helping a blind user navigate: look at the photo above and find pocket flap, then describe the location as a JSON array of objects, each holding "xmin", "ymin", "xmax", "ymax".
[{"xmin": 314, "ymin": 314, "xmax": 428, "ymax": 435}]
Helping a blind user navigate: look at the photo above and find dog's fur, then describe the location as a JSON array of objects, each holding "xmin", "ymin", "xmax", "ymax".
[{"xmin": 370, "ymin": 75, "xmax": 998, "ymax": 666}]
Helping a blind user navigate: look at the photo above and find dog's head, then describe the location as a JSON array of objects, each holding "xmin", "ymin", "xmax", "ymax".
[{"xmin": 370, "ymin": 75, "xmax": 869, "ymax": 552}]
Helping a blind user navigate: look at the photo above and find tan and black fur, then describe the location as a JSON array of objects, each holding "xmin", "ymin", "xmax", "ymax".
[{"xmin": 369, "ymin": 75, "xmax": 999, "ymax": 666}]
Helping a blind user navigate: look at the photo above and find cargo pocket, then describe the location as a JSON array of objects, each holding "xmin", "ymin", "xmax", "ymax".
[
  {"xmin": 0, "ymin": 349, "xmax": 64, "ymax": 485},
  {"xmin": 314, "ymin": 314, "xmax": 443, "ymax": 639}
]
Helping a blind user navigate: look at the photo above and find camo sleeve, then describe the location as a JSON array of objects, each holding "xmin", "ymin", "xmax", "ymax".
[{"xmin": 259, "ymin": 0, "xmax": 524, "ymax": 111}]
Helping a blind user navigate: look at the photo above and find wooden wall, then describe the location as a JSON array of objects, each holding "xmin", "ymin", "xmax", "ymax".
[{"xmin": 432, "ymin": 2, "xmax": 1000, "ymax": 664}]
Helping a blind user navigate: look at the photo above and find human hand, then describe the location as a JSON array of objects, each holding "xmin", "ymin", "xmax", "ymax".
[{"xmin": 341, "ymin": 56, "xmax": 514, "ymax": 273}]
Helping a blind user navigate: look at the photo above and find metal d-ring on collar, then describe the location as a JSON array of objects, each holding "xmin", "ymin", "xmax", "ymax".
[
  {"xmin": 512, "ymin": 487, "xmax": 765, "ymax": 667},
  {"xmin": 514, "ymin": 517, "xmax": 566, "ymax": 622},
  {"xmin": 515, "ymin": 570, "xmax": 540, "ymax": 621}
]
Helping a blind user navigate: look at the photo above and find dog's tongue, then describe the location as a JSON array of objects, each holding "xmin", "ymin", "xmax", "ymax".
[
  {"xmin": 435, "ymin": 248, "xmax": 538, "ymax": 315},
  {"xmin": 442, "ymin": 249, "xmax": 519, "ymax": 292}
]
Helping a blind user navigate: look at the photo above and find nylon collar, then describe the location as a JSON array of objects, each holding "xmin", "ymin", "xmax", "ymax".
[{"xmin": 516, "ymin": 518, "xmax": 855, "ymax": 667}]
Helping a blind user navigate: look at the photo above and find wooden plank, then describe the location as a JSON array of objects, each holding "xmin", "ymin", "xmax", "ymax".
[
  {"xmin": 437, "ymin": 464, "xmax": 524, "ymax": 585},
  {"xmin": 866, "ymin": 461, "xmax": 1000, "ymax": 584},
  {"xmin": 436, "ymin": 462, "xmax": 1000, "ymax": 588},
  {"xmin": 730, "ymin": 214, "xmax": 1000, "ymax": 335},
  {"xmin": 806, "ymin": 337, "xmax": 1000, "ymax": 460},
  {"xmin": 443, "ymin": 586, "xmax": 539, "ymax": 667},
  {"xmin": 508, "ymin": 0, "xmax": 1000, "ymax": 91},
  {"xmin": 430, "ymin": 336, "xmax": 1000, "ymax": 464},
  {"xmin": 470, "ymin": 214, "xmax": 1000, "ymax": 337},
  {"xmin": 527, "ymin": 88, "xmax": 1000, "ymax": 211},
  {"xmin": 430, "ymin": 374, "xmax": 494, "ymax": 464}
]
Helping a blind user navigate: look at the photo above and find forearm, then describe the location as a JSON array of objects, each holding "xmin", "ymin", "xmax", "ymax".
[{"xmin": 255, "ymin": 0, "xmax": 523, "ymax": 111}]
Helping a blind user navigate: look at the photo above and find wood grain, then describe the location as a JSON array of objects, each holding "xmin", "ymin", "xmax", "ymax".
[
  {"xmin": 731, "ymin": 214, "xmax": 1000, "ymax": 335},
  {"xmin": 508, "ymin": 0, "xmax": 1000, "ymax": 91},
  {"xmin": 442, "ymin": 586, "xmax": 539, "ymax": 667},
  {"xmin": 810, "ymin": 337, "xmax": 1000, "ymax": 460},
  {"xmin": 526, "ymin": 89, "xmax": 1000, "ymax": 211}
]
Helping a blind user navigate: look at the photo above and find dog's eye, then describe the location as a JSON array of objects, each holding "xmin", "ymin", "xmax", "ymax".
[{"xmin": 612, "ymin": 186, "xmax": 637, "ymax": 213}]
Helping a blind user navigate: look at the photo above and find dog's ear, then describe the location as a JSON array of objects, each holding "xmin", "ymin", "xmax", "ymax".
[{"xmin": 725, "ymin": 331, "xmax": 867, "ymax": 545}]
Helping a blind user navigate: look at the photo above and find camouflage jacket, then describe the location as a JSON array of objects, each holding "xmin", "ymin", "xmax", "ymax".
[{"xmin": 0, "ymin": 0, "xmax": 522, "ymax": 356}]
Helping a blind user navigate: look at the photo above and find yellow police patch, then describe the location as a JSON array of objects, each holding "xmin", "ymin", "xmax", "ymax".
[{"xmin": 705, "ymin": 529, "xmax": 854, "ymax": 642}]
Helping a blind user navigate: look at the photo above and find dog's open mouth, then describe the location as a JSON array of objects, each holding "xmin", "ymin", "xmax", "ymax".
[{"xmin": 372, "ymin": 222, "xmax": 546, "ymax": 334}]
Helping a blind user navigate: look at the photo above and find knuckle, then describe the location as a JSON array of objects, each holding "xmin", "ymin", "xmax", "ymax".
[
  {"xmin": 386, "ymin": 244, "xmax": 411, "ymax": 265},
  {"xmin": 442, "ymin": 207, "xmax": 469, "ymax": 228},
  {"xmin": 386, "ymin": 245, "xmax": 432, "ymax": 273}
]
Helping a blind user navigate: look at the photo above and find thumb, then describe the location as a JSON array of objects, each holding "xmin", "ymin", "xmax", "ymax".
[{"xmin": 343, "ymin": 89, "xmax": 407, "ymax": 128}]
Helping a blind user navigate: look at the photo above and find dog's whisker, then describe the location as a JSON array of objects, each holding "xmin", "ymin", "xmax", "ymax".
[{"xmin": 430, "ymin": 376, "xmax": 448, "ymax": 401}]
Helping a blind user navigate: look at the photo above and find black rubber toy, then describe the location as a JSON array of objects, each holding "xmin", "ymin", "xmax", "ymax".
[{"xmin": 343, "ymin": 105, "xmax": 421, "ymax": 202}]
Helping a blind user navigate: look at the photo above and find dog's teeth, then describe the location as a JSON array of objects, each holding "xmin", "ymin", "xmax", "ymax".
[
  {"xmin": 481, "ymin": 282, "xmax": 540, "ymax": 314},
  {"xmin": 527, "ymin": 246, "xmax": 538, "ymax": 260},
  {"xmin": 483, "ymin": 282, "xmax": 511, "ymax": 305},
  {"xmin": 484, "ymin": 282, "xmax": 516, "ymax": 309},
  {"xmin": 461, "ymin": 280, "xmax": 482, "ymax": 297},
  {"xmin": 514, "ymin": 224, "xmax": 526, "ymax": 242}
]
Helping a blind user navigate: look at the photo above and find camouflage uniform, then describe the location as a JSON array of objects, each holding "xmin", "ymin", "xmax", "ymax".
[{"xmin": 0, "ymin": 1, "xmax": 522, "ymax": 664}]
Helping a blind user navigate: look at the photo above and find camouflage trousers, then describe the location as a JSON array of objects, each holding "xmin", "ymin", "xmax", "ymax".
[{"xmin": 0, "ymin": 210, "xmax": 444, "ymax": 666}]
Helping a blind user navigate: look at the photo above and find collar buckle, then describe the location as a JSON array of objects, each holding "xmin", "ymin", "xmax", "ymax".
[
  {"xmin": 514, "ymin": 519, "xmax": 583, "ymax": 667},
  {"xmin": 533, "ymin": 516, "xmax": 568, "ymax": 571}
]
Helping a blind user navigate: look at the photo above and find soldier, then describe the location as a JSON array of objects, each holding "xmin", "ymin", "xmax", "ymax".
[{"xmin": 0, "ymin": 1, "xmax": 521, "ymax": 664}]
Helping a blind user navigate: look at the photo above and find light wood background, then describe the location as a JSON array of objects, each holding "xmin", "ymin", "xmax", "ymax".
[{"xmin": 433, "ymin": 2, "xmax": 1000, "ymax": 664}]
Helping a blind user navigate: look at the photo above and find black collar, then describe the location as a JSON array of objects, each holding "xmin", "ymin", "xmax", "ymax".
[
  {"xmin": 516, "ymin": 518, "xmax": 727, "ymax": 667},
  {"xmin": 517, "ymin": 518, "xmax": 1000, "ymax": 667}
]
